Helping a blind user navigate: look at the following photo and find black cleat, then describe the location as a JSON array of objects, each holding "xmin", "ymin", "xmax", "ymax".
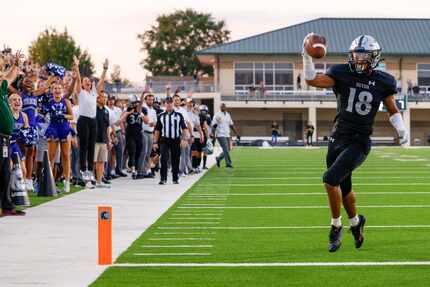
[
  {"xmin": 328, "ymin": 225, "xmax": 343, "ymax": 253},
  {"xmin": 158, "ymin": 180, "xmax": 166, "ymax": 185},
  {"xmin": 350, "ymin": 215, "xmax": 366, "ymax": 249},
  {"xmin": 173, "ymin": 180, "xmax": 179, "ymax": 184},
  {"xmin": 216, "ymin": 157, "xmax": 220, "ymax": 168}
]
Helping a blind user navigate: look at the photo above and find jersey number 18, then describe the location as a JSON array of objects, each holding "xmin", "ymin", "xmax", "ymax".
[{"xmin": 346, "ymin": 87, "xmax": 373, "ymax": 116}]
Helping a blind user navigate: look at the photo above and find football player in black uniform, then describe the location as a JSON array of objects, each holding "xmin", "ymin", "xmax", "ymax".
[
  {"xmin": 303, "ymin": 34, "xmax": 408, "ymax": 252},
  {"xmin": 199, "ymin": 105, "xmax": 211, "ymax": 169}
]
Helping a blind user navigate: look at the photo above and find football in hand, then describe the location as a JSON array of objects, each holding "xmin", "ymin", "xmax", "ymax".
[{"xmin": 304, "ymin": 33, "xmax": 327, "ymax": 59}]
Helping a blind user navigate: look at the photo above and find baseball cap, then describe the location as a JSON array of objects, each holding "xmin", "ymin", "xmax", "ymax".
[{"xmin": 165, "ymin": 96, "xmax": 173, "ymax": 103}]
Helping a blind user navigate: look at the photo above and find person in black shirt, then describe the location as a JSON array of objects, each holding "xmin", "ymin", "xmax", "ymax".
[
  {"xmin": 199, "ymin": 105, "xmax": 211, "ymax": 169},
  {"xmin": 271, "ymin": 121, "xmax": 279, "ymax": 145},
  {"xmin": 304, "ymin": 123, "xmax": 314, "ymax": 146},
  {"xmin": 153, "ymin": 96, "xmax": 189, "ymax": 185},
  {"xmin": 120, "ymin": 96, "xmax": 147, "ymax": 179},
  {"xmin": 94, "ymin": 92, "xmax": 111, "ymax": 188},
  {"xmin": 303, "ymin": 34, "xmax": 408, "ymax": 252}
]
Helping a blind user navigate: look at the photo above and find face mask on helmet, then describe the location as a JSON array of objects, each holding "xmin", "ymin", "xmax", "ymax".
[
  {"xmin": 352, "ymin": 52, "xmax": 371, "ymax": 73},
  {"xmin": 348, "ymin": 35, "xmax": 382, "ymax": 74}
]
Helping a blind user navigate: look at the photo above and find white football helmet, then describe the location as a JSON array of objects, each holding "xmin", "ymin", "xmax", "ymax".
[{"xmin": 348, "ymin": 35, "xmax": 382, "ymax": 74}]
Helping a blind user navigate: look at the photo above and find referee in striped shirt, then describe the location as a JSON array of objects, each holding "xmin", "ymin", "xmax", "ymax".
[{"xmin": 153, "ymin": 96, "xmax": 189, "ymax": 185}]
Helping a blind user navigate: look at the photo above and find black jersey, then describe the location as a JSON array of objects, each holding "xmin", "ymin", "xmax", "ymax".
[
  {"xmin": 199, "ymin": 113, "xmax": 211, "ymax": 129},
  {"xmin": 125, "ymin": 108, "xmax": 142, "ymax": 136},
  {"xmin": 326, "ymin": 64, "xmax": 396, "ymax": 137}
]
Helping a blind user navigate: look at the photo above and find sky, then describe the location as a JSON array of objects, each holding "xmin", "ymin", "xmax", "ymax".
[{"xmin": 1, "ymin": 0, "xmax": 429, "ymax": 84}]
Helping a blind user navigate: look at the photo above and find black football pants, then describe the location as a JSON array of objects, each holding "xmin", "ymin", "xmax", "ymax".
[
  {"xmin": 323, "ymin": 135, "xmax": 371, "ymax": 197},
  {"xmin": 160, "ymin": 138, "xmax": 181, "ymax": 182}
]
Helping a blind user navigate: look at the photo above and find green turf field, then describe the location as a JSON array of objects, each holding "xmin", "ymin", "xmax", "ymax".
[{"xmin": 91, "ymin": 147, "xmax": 430, "ymax": 287}]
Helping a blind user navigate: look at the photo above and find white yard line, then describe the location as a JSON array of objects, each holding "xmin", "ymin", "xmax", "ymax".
[
  {"xmin": 207, "ymin": 171, "xmax": 430, "ymax": 175},
  {"xmin": 149, "ymin": 238, "xmax": 215, "ymax": 241},
  {"xmin": 134, "ymin": 253, "xmax": 212, "ymax": 256},
  {"xmin": 168, "ymin": 218, "xmax": 222, "ymax": 220},
  {"xmin": 197, "ymin": 183, "xmax": 430, "ymax": 187},
  {"xmin": 198, "ymin": 176, "xmax": 430, "ymax": 180},
  {"xmin": 181, "ymin": 203, "xmax": 226, "ymax": 206},
  {"xmin": 154, "ymin": 232, "xmax": 217, "ymax": 235},
  {"xmin": 188, "ymin": 192, "xmax": 430, "ymax": 196},
  {"xmin": 114, "ymin": 261, "xmax": 430, "ymax": 267},
  {"xmin": 167, "ymin": 222, "xmax": 220, "ymax": 225},
  {"xmin": 158, "ymin": 225, "xmax": 430, "ymax": 230},
  {"xmin": 141, "ymin": 245, "xmax": 213, "ymax": 248},
  {"xmin": 171, "ymin": 213, "xmax": 224, "ymax": 216},
  {"xmin": 178, "ymin": 205, "xmax": 430, "ymax": 209}
]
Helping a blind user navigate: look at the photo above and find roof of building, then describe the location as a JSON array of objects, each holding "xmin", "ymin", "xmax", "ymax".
[{"xmin": 197, "ymin": 18, "xmax": 430, "ymax": 56}]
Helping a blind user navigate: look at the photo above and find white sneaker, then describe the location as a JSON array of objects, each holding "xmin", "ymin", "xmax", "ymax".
[
  {"xmin": 88, "ymin": 171, "xmax": 96, "ymax": 182},
  {"xmin": 86, "ymin": 180, "xmax": 95, "ymax": 189},
  {"xmin": 26, "ymin": 179, "xmax": 34, "ymax": 192},
  {"xmin": 64, "ymin": 180, "xmax": 70, "ymax": 193},
  {"xmin": 81, "ymin": 170, "xmax": 89, "ymax": 182},
  {"xmin": 96, "ymin": 183, "xmax": 111, "ymax": 189}
]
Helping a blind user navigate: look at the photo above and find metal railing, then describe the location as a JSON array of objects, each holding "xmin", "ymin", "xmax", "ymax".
[
  {"xmin": 407, "ymin": 91, "xmax": 430, "ymax": 102},
  {"xmin": 223, "ymin": 90, "xmax": 337, "ymax": 102}
]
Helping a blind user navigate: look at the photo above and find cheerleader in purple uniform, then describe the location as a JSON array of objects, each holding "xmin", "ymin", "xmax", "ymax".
[
  {"xmin": 45, "ymin": 82, "xmax": 73, "ymax": 192},
  {"xmin": 20, "ymin": 76, "xmax": 56, "ymax": 192},
  {"xmin": 8, "ymin": 93, "xmax": 29, "ymax": 179}
]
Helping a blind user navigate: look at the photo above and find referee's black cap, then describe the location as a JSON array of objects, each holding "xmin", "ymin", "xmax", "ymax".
[{"xmin": 165, "ymin": 96, "xmax": 174, "ymax": 103}]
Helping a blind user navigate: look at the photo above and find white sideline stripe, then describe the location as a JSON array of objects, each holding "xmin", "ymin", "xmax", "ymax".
[
  {"xmin": 188, "ymin": 192, "xmax": 430, "ymax": 196},
  {"xmin": 114, "ymin": 261, "xmax": 430, "ymax": 267},
  {"xmin": 200, "ymin": 176, "xmax": 430, "ymax": 180},
  {"xmin": 198, "ymin": 183, "xmax": 430, "ymax": 187},
  {"xmin": 158, "ymin": 225, "xmax": 430, "ymax": 230},
  {"xmin": 178, "ymin": 205, "xmax": 430, "ymax": 209},
  {"xmin": 134, "ymin": 253, "xmax": 211, "ymax": 256},
  {"xmin": 154, "ymin": 232, "xmax": 217, "ymax": 235},
  {"xmin": 141, "ymin": 245, "xmax": 213, "ymax": 248},
  {"xmin": 149, "ymin": 238, "xmax": 215, "ymax": 241}
]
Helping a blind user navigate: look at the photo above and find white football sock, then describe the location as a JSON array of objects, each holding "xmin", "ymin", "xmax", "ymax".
[
  {"xmin": 349, "ymin": 215, "xmax": 360, "ymax": 227},
  {"xmin": 331, "ymin": 217, "xmax": 342, "ymax": 227}
]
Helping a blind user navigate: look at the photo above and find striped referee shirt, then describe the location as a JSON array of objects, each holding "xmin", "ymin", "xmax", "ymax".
[{"xmin": 155, "ymin": 110, "xmax": 187, "ymax": 139}]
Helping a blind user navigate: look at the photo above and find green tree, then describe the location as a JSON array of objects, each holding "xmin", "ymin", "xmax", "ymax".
[
  {"xmin": 138, "ymin": 9, "xmax": 230, "ymax": 76},
  {"xmin": 29, "ymin": 28, "xmax": 95, "ymax": 77}
]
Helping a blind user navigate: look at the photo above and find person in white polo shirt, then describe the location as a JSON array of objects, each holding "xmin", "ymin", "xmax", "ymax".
[
  {"xmin": 105, "ymin": 93, "xmax": 126, "ymax": 179},
  {"xmin": 173, "ymin": 94, "xmax": 193, "ymax": 175},
  {"xmin": 212, "ymin": 103, "xmax": 240, "ymax": 168},
  {"xmin": 137, "ymin": 92, "xmax": 158, "ymax": 178},
  {"xmin": 72, "ymin": 56, "xmax": 109, "ymax": 184}
]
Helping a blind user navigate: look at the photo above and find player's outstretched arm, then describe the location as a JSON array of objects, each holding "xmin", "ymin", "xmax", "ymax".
[
  {"xmin": 384, "ymin": 95, "xmax": 408, "ymax": 144},
  {"xmin": 302, "ymin": 47, "xmax": 335, "ymax": 89}
]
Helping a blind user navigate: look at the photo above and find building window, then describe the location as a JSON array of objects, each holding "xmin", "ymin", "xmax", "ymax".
[
  {"xmin": 234, "ymin": 62, "xmax": 294, "ymax": 94},
  {"xmin": 417, "ymin": 64, "xmax": 430, "ymax": 89}
]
